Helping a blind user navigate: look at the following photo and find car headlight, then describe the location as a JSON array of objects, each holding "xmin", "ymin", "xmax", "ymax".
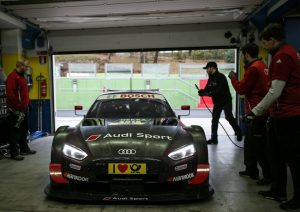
[
  {"xmin": 63, "ymin": 144, "xmax": 88, "ymax": 161},
  {"xmin": 168, "ymin": 144, "xmax": 196, "ymax": 161}
]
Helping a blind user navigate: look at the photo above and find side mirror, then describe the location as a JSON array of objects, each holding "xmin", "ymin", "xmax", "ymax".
[
  {"xmin": 178, "ymin": 105, "xmax": 190, "ymax": 119},
  {"xmin": 74, "ymin": 105, "xmax": 83, "ymax": 116},
  {"xmin": 181, "ymin": 105, "xmax": 190, "ymax": 110}
]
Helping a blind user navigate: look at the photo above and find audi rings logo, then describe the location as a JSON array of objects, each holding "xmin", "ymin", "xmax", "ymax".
[{"xmin": 118, "ymin": 149, "xmax": 136, "ymax": 155}]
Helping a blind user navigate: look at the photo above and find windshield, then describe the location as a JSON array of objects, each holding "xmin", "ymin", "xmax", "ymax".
[{"xmin": 86, "ymin": 98, "xmax": 175, "ymax": 118}]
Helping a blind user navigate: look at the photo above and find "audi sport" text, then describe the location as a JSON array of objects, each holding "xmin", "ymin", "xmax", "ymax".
[{"xmin": 102, "ymin": 132, "xmax": 172, "ymax": 140}]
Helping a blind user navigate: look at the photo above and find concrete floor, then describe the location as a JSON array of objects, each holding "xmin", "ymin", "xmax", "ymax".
[{"xmin": 0, "ymin": 118, "xmax": 293, "ymax": 212}]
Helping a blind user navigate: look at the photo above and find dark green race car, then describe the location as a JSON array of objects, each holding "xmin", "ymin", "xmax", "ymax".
[{"xmin": 45, "ymin": 91, "xmax": 214, "ymax": 202}]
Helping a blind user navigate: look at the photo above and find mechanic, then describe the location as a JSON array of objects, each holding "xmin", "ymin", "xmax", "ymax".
[
  {"xmin": 198, "ymin": 61, "xmax": 242, "ymax": 144},
  {"xmin": 228, "ymin": 43, "xmax": 271, "ymax": 185},
  {"xmin": 249, "ymin": 23, "xmax": 300, "ymax": 211},
  {"xmin": 6, "ymin": 59, "xmax": 36, "ymax": 161}
]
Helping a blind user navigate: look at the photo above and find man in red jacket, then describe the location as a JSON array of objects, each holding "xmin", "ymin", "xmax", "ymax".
[
  {"xmin": 6, "ymin": 59, "xmax": 36, "ymax": 161},
  {"xmin": 250, "ymin": 23, "xmax": 300, "ymax": 211},
  {"xmin": 229, "ymin": 43, "xmax": 271, "ymax": 185}
]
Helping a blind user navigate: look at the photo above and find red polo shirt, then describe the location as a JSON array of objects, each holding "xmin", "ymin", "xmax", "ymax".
[
  {"xmin": 269, "ymin": 44, "xmax": 300, "ymax": 118},
  {"xmin": 6, "ymin": 70, "xmax": 30, "ymax": 111},
  {"xmin": 231, "ymin": 60, "xmax": 269, "ymax": 114}
]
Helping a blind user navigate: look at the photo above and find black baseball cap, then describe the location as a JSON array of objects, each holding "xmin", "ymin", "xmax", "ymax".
[{"xmin": 203, "ymin": 61, "xmax": 218, "ymax": 69}]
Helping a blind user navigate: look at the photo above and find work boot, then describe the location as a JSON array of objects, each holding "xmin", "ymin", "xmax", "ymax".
[
  {"xmin": 11, "ymin": 155, "xmax": 24, "ymax": 161},
  {"xmin": 258, "ymin": 189, "xmax": 287, "ymax": 202},
  {"xmin": 256, "ymin": 178, "xmax": 272, "ymax": 186},
  {"xmin": 239, "ymin": 170, "xmax": 258, "ymax": 179},
  {"xmin": 20, "ymin": 149, "xmax": 36, "ymax": 155},
  {"xmin": 279, "ymin": 196, "xmax": 300, "ymax": 211},
  {"xmin": 207, "ymin": 138, "xmax": 218, "ymax": 145}
]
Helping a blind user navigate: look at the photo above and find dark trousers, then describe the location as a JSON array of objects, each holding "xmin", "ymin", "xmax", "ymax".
[
  {"xmin": 268, "ymin": 116, "xmax": 300, "ymax": 198},
  {"xmin": 211, "ymin": 100, "xmax": 241, "ymax": 140},
  {"xmin": 244, "ymin": 117, "xmax": 271, "ymax": 179},
  {"xmin": 7, "ymin": 111, "xmax": 30, "ymax": 157}
]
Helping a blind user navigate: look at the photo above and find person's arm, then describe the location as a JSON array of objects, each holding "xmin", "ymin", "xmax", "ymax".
[
  {"xmin": 6, "ymin": 74, "xmax": 21, "ymax": 109},
  {"xmin": 231, "ymin": 68, "xmax": 256, "ymax": 95},
  {"xmin": 198, "ymin": 79, "xmax": 211, "ymax": 96},
  {"xmin": 252, "ymin": 80, "xmax": 286, "ymax": 116}
]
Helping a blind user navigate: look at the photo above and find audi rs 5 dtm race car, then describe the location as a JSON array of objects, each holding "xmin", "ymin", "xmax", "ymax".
[{"xmin": 45, "ymin": 90, "xmax": 214, "ymax": 202}]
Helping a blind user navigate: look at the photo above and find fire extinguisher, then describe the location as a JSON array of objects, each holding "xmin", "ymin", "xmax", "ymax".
[{"xmin": 41, "ymin": 79, "xmax": 47, "ymax": 97}]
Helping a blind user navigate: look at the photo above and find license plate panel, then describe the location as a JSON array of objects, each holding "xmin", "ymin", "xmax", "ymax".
[{"xmin": 108, "ymin": 163, "xmax": 146, "ymax": 174}]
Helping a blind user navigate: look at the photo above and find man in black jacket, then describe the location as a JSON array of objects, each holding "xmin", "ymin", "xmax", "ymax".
[{"xmin": 198, "ymin": 61, "xmax": 242, "ymax": 144}]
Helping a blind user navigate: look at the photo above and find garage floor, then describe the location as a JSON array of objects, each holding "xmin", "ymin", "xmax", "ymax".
[{"xmin": 0, "ymin": 118, "xmax": 292, "ymax": 212}]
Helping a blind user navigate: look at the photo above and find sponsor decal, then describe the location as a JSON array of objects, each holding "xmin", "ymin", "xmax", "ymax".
[
  {"xmin": 109, "ymin": 118, "xmax": 148, "ymax": 125},
  {"xmin": 102, "ymin": 196, "xmax": 149, "ymax": 201},
  {"xmin": 63, "ymin": 172, "xmax": 89, "ymax": 182},
  {"xmin": 69, "ymin": 163, "xmax": 81, "ymax": 170},
  {"xmin": 103, "ymin": 132, "xmax": 172, "ymax": 140},
  {"xmin": 86, "ymin": 134, "xmax": 101, "ymax": 142},
  {"xmin": 120, "ymin": 93, "xmax": 155, "ymax": 99},
  {"xmin": 169, "ymin": 172, "xmax": 195, "ymax": 182},
  {"xmin": 174, "ymin": 164, "xmax": 187, "ymax": 171},
  {"xmin": 276, "ymin": 59, "xmax": 282, "ymax": 64},
  {"xmin": 99, "ymin": 93, "xmax": 165, "ymax": 100},
  {"xmin": 108, "ymin": 163, "xmax": 146, "ymax": 174},
  {"xmin": 129, "ymin": 197, "xmax": 148, "ymax": 201}
]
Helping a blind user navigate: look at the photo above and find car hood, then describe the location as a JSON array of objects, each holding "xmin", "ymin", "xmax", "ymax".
[{"xmin": 78, "ymin": 118, "xmax": 186, "ymax": 159}]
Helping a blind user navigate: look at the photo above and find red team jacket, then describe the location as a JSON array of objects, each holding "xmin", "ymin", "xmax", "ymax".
[
  {"xmin": 230, "ymin": 60, "xmax": 269, "ymax": 114},
  {"xmin": 6, "ymin": 70, "xmax": 30, "ymax": 111},
  {"xmin": 269, "ymin": 44, "xmax": 300, "ymax": 118}
]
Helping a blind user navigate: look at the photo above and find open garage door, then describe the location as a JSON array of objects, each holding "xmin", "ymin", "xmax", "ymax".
[{"xmin": 52, "ymin": 48, "xmax": 238, "ymax": 130}]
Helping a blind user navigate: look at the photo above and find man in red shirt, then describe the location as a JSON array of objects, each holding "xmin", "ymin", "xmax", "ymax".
[
  {"xmin": 6, "ymin": 59, "xmax": 36, "ymax": 161},
  {"xmin": 229, "ymin": 43, "xmax": 271, "ymax": 185},
  {"xmin": 250, "ymin": 23, "xmax": 300, "ymax": 211}
]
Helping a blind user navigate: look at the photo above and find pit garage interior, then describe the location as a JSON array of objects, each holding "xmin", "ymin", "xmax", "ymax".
[{"xmin": 0, "ymin": 0, "xmax": 300, "ymax": 211}]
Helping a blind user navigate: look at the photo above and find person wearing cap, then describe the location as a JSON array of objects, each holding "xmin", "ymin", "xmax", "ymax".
[
  {"xmin": 248, "ymin": 23, "xmax": 300, "ymax": 211},
  {"xmin": 6, "ymin": 59, "xmax": 36, "ymax": 161},
  {"xmin": 198, "ymin": 61, "xmax": 242, "ymax": 144},
  {"xmin": 228, "ymin": 43, "xmax": 271, "ymax": 185}
]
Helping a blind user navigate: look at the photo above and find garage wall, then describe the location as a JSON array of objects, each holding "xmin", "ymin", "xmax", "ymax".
[
  {"xmin": 48, "ymin": 22, "xmax": 241, "ymax": 52},
  {"xmin": 286, "ymin": 18, "xmax": 300, "ymax": 52}
]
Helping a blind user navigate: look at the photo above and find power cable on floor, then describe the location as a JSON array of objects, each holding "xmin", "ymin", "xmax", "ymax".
[
  {"xmin": 195, "ymin": 84, "xmax": 244, "ymax": 148},
  {"xmin": 0, "ymin": 145, "xmax": 10, "ymax": 159},
  {"xmin": 201, "ymin": 96, "xmax": 244, "ymax": 149}
]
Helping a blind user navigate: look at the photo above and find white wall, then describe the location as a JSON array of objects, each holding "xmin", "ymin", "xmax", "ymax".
[{"xmin": 47, "ymin": 22, "xmax": 241, "ymax": 53}]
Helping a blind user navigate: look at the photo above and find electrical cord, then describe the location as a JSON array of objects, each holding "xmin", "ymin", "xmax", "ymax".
[
  {"xmin": 195, "ymin": 84, "xmax": 244, "ymax": 148},
  {"xmin": 0, "ymin": 145, "xmax": 10, "ymax": 159},
  {"xmin": 201, "ymin": 96, "xmax": 244, "ymax": 148}
]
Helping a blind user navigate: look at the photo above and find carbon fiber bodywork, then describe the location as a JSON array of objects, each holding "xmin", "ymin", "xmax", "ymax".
[{"xmin": 45, "ymin": 91, "xmax": 214, "ymax": 201}]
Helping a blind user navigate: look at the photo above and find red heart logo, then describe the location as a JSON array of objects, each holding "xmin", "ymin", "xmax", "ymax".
[{"xmin": 117, "ymin": 164, "xmax": 128, "ymax": 173}]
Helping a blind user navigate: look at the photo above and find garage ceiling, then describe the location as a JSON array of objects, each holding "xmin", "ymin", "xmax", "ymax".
[{"xmin": 0, "ymin": 0, "xmax": 267, "ymax": 31}]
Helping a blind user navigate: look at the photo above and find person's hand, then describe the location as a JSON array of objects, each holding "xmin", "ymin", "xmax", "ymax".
[
  {"xmin": 244, "ymin": 111, "xmax": 256, "ymax": 122},
  {"xmin": 228, "ymin": 71, "xmax": 237, "ymax": 79},
  {"xmin": 198, "ymin": 89, "xmax": 205, "ymax": 96}
]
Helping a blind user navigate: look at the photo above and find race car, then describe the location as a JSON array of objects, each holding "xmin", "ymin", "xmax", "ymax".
[{"xmin": 44, "ymin": 90, "xmax": 214, "ymax": 202}]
